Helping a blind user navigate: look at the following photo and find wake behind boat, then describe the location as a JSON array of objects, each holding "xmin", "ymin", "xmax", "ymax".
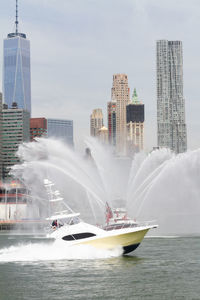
[{"xmin": 44, "ymin": 179, "xmax": 158, "ymax": 255}]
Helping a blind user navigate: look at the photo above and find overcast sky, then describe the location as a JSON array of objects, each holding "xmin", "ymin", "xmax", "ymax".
[{"xmin": 0, "ymin": 0, "xmax": 200, "ymax": 151}]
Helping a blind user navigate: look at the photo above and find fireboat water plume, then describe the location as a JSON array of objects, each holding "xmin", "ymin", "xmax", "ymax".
[
  {"xmin": 11, "ymin": 138, "xmax": 200, "ymax": 235},
  {"xmin": 12, "ymin": 138, "xmax": 111, "ymax": 223},
  {"xmin": 128, "ymin": 149, "xmax": 200, "ymax": 235}
]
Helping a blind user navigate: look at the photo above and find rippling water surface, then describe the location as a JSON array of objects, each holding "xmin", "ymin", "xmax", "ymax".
[{"xmin": 0, "ymin": 235, "xmax": 199, "ymax": 300}]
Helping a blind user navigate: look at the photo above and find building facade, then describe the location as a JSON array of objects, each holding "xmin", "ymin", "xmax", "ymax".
[
  {"xmin": 126, "ymin": 89, "xmax": 144, "ymax": 154},
  {"xmin": 0, "ymin": 93, "xmax": 2, "ymax": 179},
  {"xmin": 107, "ymin": 98, "xmax": 116, "ymax": 146},
  {"xmin": 0, "ymin": 180, "xmax": 40, "ymax": 226},
  {"xmin": 111, "ymin": 74, "xmax": 130, "ymax": 154},
  {"xmin": 30, "ymin": 118, "xmax": 47, "ymax": 141},
  {"xmin": 2, "ymin": 103, "xmax": 30, "ymax": 178},
  {"xmin": 90, "ymin": 109, "xmax": 104, "ymax": 137},
  {"xmin": 156, "ymin": 40, "xmax": 187, "ymax": 153},
  {"xmin": 47, "ymin": 119, "xmax": 74, "ymax": 146},
  {"xmin": 3, "ymin": 2, "xmax": 31, "ymax": 114}
]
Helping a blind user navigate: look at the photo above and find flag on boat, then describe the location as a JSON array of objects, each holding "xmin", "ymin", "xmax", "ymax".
[{"xmin": 105, "ymin": 202, "xmax": 113, "ymax": 224}]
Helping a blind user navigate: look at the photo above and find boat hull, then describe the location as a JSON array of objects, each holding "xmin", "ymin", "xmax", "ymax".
[
  {"xmin": 123, "ymin": 243, "xmax": 140, "ymax": 254},
  {"xmin": 76, "ymin": 228, "xmax": 150, "ymax": 254}
]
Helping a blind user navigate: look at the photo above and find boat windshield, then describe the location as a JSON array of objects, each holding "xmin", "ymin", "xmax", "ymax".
[
  {"xmin": 69, "ymin": 216, "xmax": 80, "ymax": 225},
  {"xmin": 57, "ymin": 216, "xmax": 80, "ymax": 226}
]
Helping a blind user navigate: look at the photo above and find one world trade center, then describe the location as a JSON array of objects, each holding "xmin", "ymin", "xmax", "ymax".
[{"xmin": 3, "ymin": 0, "xmax": 31, "ymax": 114}]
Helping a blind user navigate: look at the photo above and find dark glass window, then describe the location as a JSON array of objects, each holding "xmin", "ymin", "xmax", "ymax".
[{"xmin": 62, "ymin": 232, "xmax": 96, "ymax": 241}]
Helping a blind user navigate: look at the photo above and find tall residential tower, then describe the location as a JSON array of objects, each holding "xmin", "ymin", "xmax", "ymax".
[
  {"xmin": 111, "ymin": 74, "xmax": 130, "ymax": 154},
  {"xmin": 3, "ymin": 0, "xmax": 31, "ymax": 114},
  {"xmin": 156, "ymin": 40, "xmax": 187, "ymax": 153},
  {"xmin": 90, "ymin": 109, "xmax": 104, "ymax": 137}
]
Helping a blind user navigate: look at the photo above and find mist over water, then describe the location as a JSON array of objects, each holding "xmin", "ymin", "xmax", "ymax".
[
  {"xmin": 0, "ymin": 240, "xmax": 123, "ymax": 262},
  {"xmin": 12, "ymin": 138, "xmax": 200, "ymax": 235},
  {"xmin": 131, "ymin": 149, "xmax": 200, "ymax": 235}
]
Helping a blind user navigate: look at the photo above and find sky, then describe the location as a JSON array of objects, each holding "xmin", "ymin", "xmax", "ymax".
[{"xmin": 0, "ymin": 0, "xmax": 200, "ymax": 151}]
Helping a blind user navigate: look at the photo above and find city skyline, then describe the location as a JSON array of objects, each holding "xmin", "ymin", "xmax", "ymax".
[{"xmin": 0, "ymin": 0, "xmax": 200, "ymax": 151}]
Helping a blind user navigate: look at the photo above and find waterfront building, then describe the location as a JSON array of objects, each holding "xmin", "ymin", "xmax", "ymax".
[
  {"xmin": 3, "ymin": 0, "xmax": 31, "ymax": 114},
  {"xmin": 47, "ymin": 119, "xmax": 73, "ymax": 146},
  {"xmin": 156, "ymin": 40, "xmax": 187, "ymax": 153},
  {"xmin": 111, "ymin": 74, "xmax": 130, "ymax": 154},
  {"xmin": 30, "ymin": 118, "xmax": 47, "ymax": 141},
  {"xmin": 0, "ymin": 180, "xmax": 40, "ymax": 228},
  {"xmin": 0, "ymin": 93, "xmax": 2, "ymax": 179},
  {"xmin": 90, "ymin": 109, "xmax": 104, "ymax": 137},
  {"xmin": 97, "ymin": 126, "xmax": 109, "ymax": 145},
  {"xmin": 2, "ymin": 103, "xmax": 30, "ymax": 178},
  {"xmin": 126, "ymin": 89, "xmax": 144, "ymax": 154},
  {"xmin": 107, "ymin": 97, "xmax": 116, "ymax": 146}
]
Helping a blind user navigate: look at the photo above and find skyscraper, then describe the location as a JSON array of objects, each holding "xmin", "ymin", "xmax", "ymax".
[
  {"xmin": 90, "ymin": 109, "xmax": 104, "ymax": 137},
  {"xmin": 2, "ymin": 103, "xmax": 30, "ymax": 178},
  {"xmin": 107, "ymin": 97, "xmax": 116, "ymax": 146},
  {"xmin": 111, "ymin": 74, "xmax": 130, "ymax": 154},
  {"xmin": 156, "ymin": 40, "xmax": 187, "ymax": 153},
  {"xmin": 3, "ymin": 0, "xmax": 31, "ymax": 114},
  {"xmin": 47, "ymin": 119, "xmax": 74, "ymax": 146},
  {"xmin": 126, "ymin": 89, "xmax": 144, "ymax": 154}
]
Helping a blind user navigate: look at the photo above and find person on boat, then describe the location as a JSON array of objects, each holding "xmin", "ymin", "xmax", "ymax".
[{"xmin": 52, "ymin": 219, "xmax": 58, "ymax": 228}]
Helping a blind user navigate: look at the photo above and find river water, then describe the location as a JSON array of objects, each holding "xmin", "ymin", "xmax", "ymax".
[{"xmin": 0, "ymin": 234, "xmax": 199, "ymax": 300}]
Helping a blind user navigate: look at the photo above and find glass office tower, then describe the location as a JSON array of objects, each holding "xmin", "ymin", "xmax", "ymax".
[
  {"xmin": 47, "ymin": 119, "xmax": 74, "ymax": 146},
  {"xmin": 3, "ymin": 32, "xmax": 31, "ymax": 114}
]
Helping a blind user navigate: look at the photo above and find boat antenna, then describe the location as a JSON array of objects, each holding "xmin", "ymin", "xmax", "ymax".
[{"xmin": 15, "ymin": 0, "xmax": 19, "ymax": 35}]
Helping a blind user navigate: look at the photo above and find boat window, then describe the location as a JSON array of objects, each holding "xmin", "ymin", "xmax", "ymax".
[
  {"xmin": 7, "ymin": 197, "xmax": 17, "ymax": 203},
  {"xmin": 62, "ymin": 232, "xmax": 96, "ymax": 241},
  {"xmin": 17, "ymin": 188, "xmax": 27, "ymax": 194},
  {"xmin": 9, "ymin": 189, "xmax": 16, "ymax": 194},
  {"xmin": 21, "ymin": 197, "xmax": 27, "ymax": 203}
]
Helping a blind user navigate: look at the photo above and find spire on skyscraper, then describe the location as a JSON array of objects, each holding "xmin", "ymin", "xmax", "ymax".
[
  {"xmin": 131, "ymin": 88, "xmax": 141, "ymax": 104},
  {"xmin": 15, "ymin": 0, "xmax": 19, "ymax": 35},
  {"xmin": 7, "ymin": 0, "xmax": 26, "ymax": 39}
]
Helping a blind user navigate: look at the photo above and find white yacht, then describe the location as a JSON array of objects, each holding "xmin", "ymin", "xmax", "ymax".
[{"xmin": 44, "ymin": 180, "xmax": 158, "ymax": 255}]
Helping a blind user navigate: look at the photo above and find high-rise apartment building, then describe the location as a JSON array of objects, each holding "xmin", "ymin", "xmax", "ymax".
[
  {"xmin": 90, "ymin": 109, "xmax": 104, "ymax": 137},
  {"xmin": 111, "ymin": 74, "xmax": 130, "ymax": 154},
  {"xmin": 107, "ymin": 97, "xmax": 116, "ymax": 146},
  {"xmin": 3, "ymin": 0, "xmax": 31, "ymax": 114},
  {"xmin": 47, "ymin": 119, "xmax": 74, "ymax": 146},
  {"xmin": 2, "ymin": 103, "xmax": 30, "ymax": 178},
  {"xmin": 156, "ymin": 40, "xmax": 187, "ymax": 153},
  {"xmin": 30, "ymin": 118, "xmax": 47, "ymax": 141},
  {"xmin": 126, "ymin": 89, "xmax": 144, "ymax": 154}
]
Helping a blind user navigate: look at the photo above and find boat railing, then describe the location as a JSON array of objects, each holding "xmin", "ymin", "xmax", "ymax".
[{"xmin": 104, "ymin": 220, "xmax": 157, "ymax": 231}]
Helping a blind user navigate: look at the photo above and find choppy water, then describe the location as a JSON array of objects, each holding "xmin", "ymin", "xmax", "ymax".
[{"xmin": 0, "ymin": 235, "xmax": 199, "ymax": 300}]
